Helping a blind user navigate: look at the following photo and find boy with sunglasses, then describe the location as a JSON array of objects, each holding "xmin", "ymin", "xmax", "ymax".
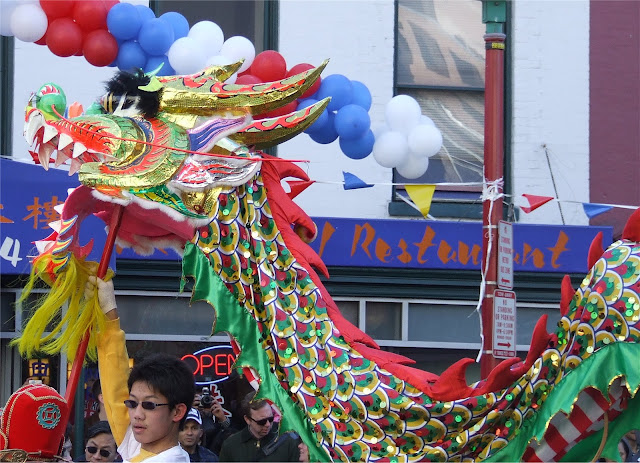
[
  {"xmin": 218, "ymin": 392, "xmax": 308, "ymax": 462},
  {"xmin": 88, "ymin": 277, "xmax": 195, "ymax": 463}
]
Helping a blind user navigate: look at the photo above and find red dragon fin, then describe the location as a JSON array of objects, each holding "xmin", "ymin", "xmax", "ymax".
[
  {"xmin": 622, "ymin": 208, "xmax": 640, "ymax": 241},
  {"xmin": 587, "ymin": 231, "xmax": 604, "ymax": 269},
  {"xmin": 560, "ymin": 275, "xmax": 574, "ymax": 317}
]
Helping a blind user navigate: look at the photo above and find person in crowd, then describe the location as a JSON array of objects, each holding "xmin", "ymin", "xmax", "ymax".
[
  {"xmin": 218, "ymin": 391, "xmax": 308, "ymax": 462},
  {"xmin": 178, "ymin": 408, "xmax": 219, "ymax": 462},
  {"xmin": 85, "ymin": 379, "xmax": 109, "ymax": 434},
  {"xmin": 88, "ymin": 276, "xmax": 195, "ymax": 462},
  {"xmin": 626, "ymin": 430, "xmax": 640, "ymax": 462},
  {"xmin": 83, "ymin": 421, "xmax": 120, "ymax": 463},
  {"xmin": 194, "ymin": 388, "xmax": 236, "ymax": 455}
]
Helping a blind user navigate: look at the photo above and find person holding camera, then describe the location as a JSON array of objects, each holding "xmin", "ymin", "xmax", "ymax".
[{"xmin": 194, "ymin": 387, "xmax": 236, "ymax": 455}]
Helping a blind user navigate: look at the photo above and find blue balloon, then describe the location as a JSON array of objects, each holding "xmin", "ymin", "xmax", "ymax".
[
  {"xmin": 315, "ymin": 74, "xmax": 353, "ymax": 112},
  {"xmin": 309, "ymin": 112, "xmax": 338, "ymax": 144},
  {"xmin": 334, "ymin": 104, "xmax": 371, "ymax": 140},
  {"xmin": 117, "ymin": 41, "xmax": 147, "ymax": 72},
  {"xmin": 138, "ymin": 18, "xmax": 174, "ymax": 56},
  {"xmin": 135, "ymin": 4, "xmax": 156, "ymax": 23},
  {"xmin": 145, "ymin": 55, "xmax": 175, "ymax": 76},
  {"xmin": 339, "ymin": 130, "xmax": 375, "ymax": 160},
  {"xmin": 298, "ymin": 99, "xmax": 329, "ymax": 134},
  {"xmin": 107, "ymin": 3, "xmax": 142, "ymax": 41},
  {"xmin": 351, "ymin": 80, "xmax": 372, "ymax": 111},
  {"xmin": 160, "ymin": 12, "xmax": 189, "ymax": 40}
]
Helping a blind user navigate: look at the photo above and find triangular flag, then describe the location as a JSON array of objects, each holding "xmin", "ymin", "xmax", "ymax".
[
  {"xmin": 582, "ymin": 203, "xmax": 613, "ymax": 219},
  {"xmin": 343, "ymin": 172, "xmax": 373, "ymax": 190},
  {"xmin": 405, "ymin": 184, "xmax": 436, "ymax": 218},
  {"xmin": 287, "ymin": 180, "xmax": 315, "ymax": 199},
  {"xmin": 521, "ymin": 194, "xmax": 554, "ymax": 213}
]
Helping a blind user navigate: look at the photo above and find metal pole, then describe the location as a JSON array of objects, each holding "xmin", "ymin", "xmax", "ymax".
[{"xmin": 480, "ymin": 1, "xmax": 507, "ymax": 378}]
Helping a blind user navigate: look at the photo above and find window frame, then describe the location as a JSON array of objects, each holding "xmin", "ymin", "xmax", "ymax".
[{"xmin": 390, "ymin": 0, "xmax": 513, "ymax": 220}]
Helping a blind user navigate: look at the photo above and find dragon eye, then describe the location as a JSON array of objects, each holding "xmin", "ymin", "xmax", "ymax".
[{"xmin": 101, "ymin": 93, "xmax": 115, "ymax": 113}]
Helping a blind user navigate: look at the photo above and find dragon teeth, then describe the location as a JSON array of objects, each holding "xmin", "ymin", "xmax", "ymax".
[
  {"xmin": 54, "ymin": 149, "xmax": 71, "ymax": 167},
  {"xmin": 42, "ymin": 125, "xmax": 58, "ymax": 144},
  {"xmin": 68, "ymin": 158, "xmax": 83, "ymax": 176},
  {"xmin": 72, "ymin": 142, "xmax": 87, "ymax": 158},
  {"xmin": 38, "ymin": 144, "xmax": 52, "ymax": 170},
  {"xmin": 58, "ymin": 133, "xmax": 73, "ymax": 150}
]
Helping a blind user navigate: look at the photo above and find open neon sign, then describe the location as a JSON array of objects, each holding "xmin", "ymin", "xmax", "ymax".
[{"xmin": 181, "ymin": 345, "xmax": 237, "ymax": 385}]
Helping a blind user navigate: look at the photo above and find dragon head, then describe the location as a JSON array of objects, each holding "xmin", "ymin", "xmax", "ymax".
[{"xmin": 23, "ymin": 61, "xmax": 329, "ymax": 272}]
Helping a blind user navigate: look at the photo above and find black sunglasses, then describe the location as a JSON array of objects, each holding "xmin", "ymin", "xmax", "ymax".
[
  {"xmin": 86, "ymin": 446, "xmax": 112, "ymax": 458},
  {"xmin": 124, "ymin": 399, "xmax": 169, "ymax": 410},
  {"xmin": 248, "ymin": 415, "xmax": 274, "ymax": 426}
]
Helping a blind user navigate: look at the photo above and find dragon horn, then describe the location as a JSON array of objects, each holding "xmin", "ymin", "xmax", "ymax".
[
  {"xmin": 158, "ymin": 60, "xmax": 245, "ymax": 87},
  {"xmin": 159, "ymin": 60, "xmax": 329, "ymax": 116},
  {"xmin": 230, "ymin": 98, "xmax": 331, "ymax": 149}
]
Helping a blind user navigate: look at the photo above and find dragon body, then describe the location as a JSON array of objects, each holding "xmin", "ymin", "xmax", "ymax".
[{"xmin": 17, "ymin": 63, "xmax": 640, "ymax": 462}]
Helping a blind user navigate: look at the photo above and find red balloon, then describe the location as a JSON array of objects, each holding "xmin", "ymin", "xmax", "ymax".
[
  {"xmin": 46, "ymin": 18, "xmax": 84, "ymax": 57},
  {"xmin": 258, "ymin": 100, "xmax": 298, "ymax": 120},
  {"xmin": 287, "ymin": 63, "xmax": 321, "ymax": 98},
  {"xmin": 40, "ymin": 0, "xmax": 75, "ymax": 20},
  {"xmin": 35, "ymin": 33, "xmax": 48, "ymax": 46},
  {"xmin": 236, "ymin": 74, "xmax": 262, "ymax": 85},
  {"xmin": 102, "ymin": 0, "xmax": 120, "ymax": 11},
  {"xmin": 83, "ymin": 30, "xmax": 118, "ymax": 67},
  {"xmin": 251, "ymin": 50, "xmax": 287, "ymax": 82},
  {"xmin": 73, "ymin": 1, "xmax": 107, "ymax": 32}
]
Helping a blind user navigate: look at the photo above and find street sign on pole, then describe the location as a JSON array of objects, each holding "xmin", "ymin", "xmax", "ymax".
[
  {"xmin": 493, "ymin": 289, "xmax": 516, "ymax": 358},
  {"xmin": 498, "ymin": 220, "xmax": 513, "ymax": 290}
]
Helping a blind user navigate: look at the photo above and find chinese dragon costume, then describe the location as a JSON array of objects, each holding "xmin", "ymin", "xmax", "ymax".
[{"xmin": 8, "ymin": 61, "xmax": 640, "ymax": 462}]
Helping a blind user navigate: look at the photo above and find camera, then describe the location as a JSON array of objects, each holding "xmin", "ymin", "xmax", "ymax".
[{"xmin": 200, "ymin": 387, "xmax": 214, "ymax": 408}]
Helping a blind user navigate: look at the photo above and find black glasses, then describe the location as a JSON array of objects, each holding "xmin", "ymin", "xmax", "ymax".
[
  {"xmin": 124, "ymin": 399, "xmax": 169, "ymax": 410},
  {"xmin": 86, "ymin": 446, "xmax": 112, "ymax": 458},
  {"xmin": 248, "ymin": 415, "xmax": 274, "ymax": 426}
]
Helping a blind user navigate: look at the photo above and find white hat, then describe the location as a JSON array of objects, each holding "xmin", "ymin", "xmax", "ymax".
[{"xmin": 185, "ymin": 407, "xmax": 202, "ymax": 425}]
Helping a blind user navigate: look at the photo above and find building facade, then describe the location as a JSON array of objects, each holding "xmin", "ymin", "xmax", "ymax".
[{"xmin": 1, "ymin": 0, "xmax": 638, "ymax": 409}]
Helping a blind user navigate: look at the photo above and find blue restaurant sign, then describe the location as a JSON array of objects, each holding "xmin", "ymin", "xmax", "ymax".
[{"xmin": 1, "ymin": 157, "xmax": 611, "ymax": 275}]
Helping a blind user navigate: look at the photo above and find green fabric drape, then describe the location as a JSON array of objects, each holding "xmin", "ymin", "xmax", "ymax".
[
  {"xmin": 182, "ymin": 242, "xmax": 330, "ymax": 462},
  {"xmin": 487, "ymin": 342, "xmax": 640, "ymax": 462}
]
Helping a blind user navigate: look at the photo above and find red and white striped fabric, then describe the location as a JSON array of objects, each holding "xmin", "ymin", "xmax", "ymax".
[{"xmin": 523, "ymin": 378, "xmax": 629, "ymax": 462}]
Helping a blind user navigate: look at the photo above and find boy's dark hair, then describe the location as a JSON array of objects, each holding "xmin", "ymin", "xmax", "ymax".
[{"xmin": 128, "ymin": 353, "xmax": 195, "ymax": 425}]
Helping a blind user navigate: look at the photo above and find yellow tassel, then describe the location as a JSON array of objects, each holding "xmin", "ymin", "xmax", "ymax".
[{"xmin": 12, "ymin": 254, "xmax": 113, "ymax": 362}]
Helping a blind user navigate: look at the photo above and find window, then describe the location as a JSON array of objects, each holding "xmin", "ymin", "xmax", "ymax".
[
  {"xmin": 393, "ymin": 0, "xmax": 486, "ymax": 218},
  {"xmin": 151, "ymin": 1, "xmax": 275, "ymax": 52},
  {"xmin": 1, "ymin": 36, "xmax": 14, "ymax": 157}
]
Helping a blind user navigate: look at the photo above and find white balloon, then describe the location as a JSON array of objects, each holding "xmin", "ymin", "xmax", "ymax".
[
  {"xmin": 372, "ymin": 131, "xmax": 409, "ymax": 169},
  {"xmin": 396, "ymin": 154, "xmax": 429, "ymax": 179},
  {"xmin": 420, "ymin": 115, "xmax": 436, "ymax": 126},
  {"xmin": 371, "ymin": 122, "xmax": 390, "ymax": 140},
  {"xmin": 408, "ymin": 124, "xmax": 443, "ymax": 158},
  {"xmin": 188, "ymin": 21, "xmax": 224, "ymax": 57},
  {"xmin": 220, "ymin": 36, "xmax": 255, "ymax": 72},
  {"xmin": 385, "ymin": 95, "xmax": 422, "ymax": 135},
  {"xmin": 10, "ymin": 2, "xmax": 47, "ymax": 42},
  {"xmin": 168, "ymin": 37, "xmax": 207, "ymax": 75},
  {"xmin": 0, "ymin": 1, "xmax": 18, "ymax": 37}
]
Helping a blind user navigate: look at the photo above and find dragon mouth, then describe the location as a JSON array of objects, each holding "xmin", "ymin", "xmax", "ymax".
[{"xmin": 24, "ymin": 108, "xmax": 117, "ymax": 175}]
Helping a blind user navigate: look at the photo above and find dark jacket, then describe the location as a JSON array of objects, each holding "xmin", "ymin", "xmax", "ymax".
[
  {"xmin": 187, "ymin": 444, "xmax": 219, "ymax": 462},
  {"xmin": 218, "ymin": 425, "xmax": 300, "ymax": 462}
]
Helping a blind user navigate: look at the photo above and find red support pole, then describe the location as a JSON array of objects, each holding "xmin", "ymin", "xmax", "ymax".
[
  {"xmin": 480, "ymin": 33, "xmax": 506, "ymax": 379},
  {"xmin": 63, "ymin": 205, "xmax": 124, "ymax": 409}
]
